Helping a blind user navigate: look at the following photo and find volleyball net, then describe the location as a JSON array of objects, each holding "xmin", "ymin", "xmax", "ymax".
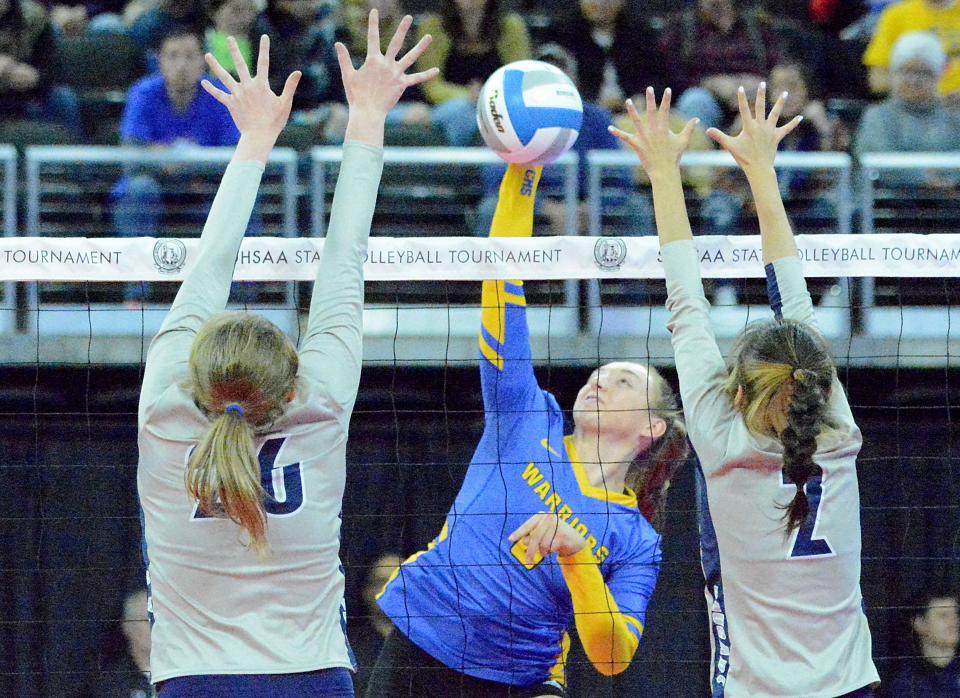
[{"xmin": 2, "ymin": 146, "xmax": 959, "ymax": 697}]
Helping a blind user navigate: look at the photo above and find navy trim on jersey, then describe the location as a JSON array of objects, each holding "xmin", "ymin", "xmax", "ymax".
[
  {"xmin": 764, "ymin": 262, "xmax": 783, "ymax": 320},
  {"xmin": 157, "ymin": 667, "xmax": 355, "ymax": 697},
  {"xmin": 138, "ymin": 506, "xmax": 154, "ymax": 628},
  {"xmin": 697, "ymin": 463, "xmax": 729, "ymax": 697}
]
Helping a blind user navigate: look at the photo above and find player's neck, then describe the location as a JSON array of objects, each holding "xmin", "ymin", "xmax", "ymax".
[{"xmin": 570, "ymin": 431, "xmax": 631, "ymax": 493}]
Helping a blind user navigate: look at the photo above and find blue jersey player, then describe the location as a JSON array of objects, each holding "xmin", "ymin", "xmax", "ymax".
[
  {"xmin": 369, "ymin": 164, "xmax": 689, "ymax": 697},
  {"xmin": 611, "ymin": 85, "xmax": 880, "ymax": 696}
]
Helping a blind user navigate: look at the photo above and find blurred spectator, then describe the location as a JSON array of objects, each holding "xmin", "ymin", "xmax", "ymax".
[
  {"xmin": 82, "ymin": 587, "xmax": 153, "ymax": 698},
  {"xmin": 0, "ymin": 0, "xmax": 80, "ymax": 135},
  {"xmin": 111, "ymin": 26, "xmax": 247, "ymax": 303},
  {"xmin": 204, "ymin": 0, "xmax": 274, "ymax": 79},
  {"xmin": 351, "ymin": 553, "xmax": 401, "ymax": 697},
  {"xmin": 885, "ymin": 588, "xmax": 960, "ymax": 697},
  {"xmin": 320, "ymin": 0, "xmax": 432, "ymax": 143},
  {"xmin": 863, "ymin": 0, "xmax": 960, "ymax": 106},
  {"xmin": 855, "ymin": 31, "xmax": 960, "ymax": 187},
  {"xmin": 129, "ymin": 0, "xmax": 204, "ymax": 55},
  {"xmin": 473, "ymin": 44, "xmax": 652, "ymax": 239},
  {"xmin": 42, "ymin": 0, "xmax": 126, "ymax": 35},
  {"xmin": 660, "ymin": 0, "xmax": 781, "ymax": 130},
  {"xmin": 701, "ymin": 63, "xmax": 841, "ymax": 305},
  {"xmin": 265, "ymin": 0, "xmax": 337, "ymax": 114},
  {"xmin": 540, "ymin": 0, "xmax": 663, "ymax": 111},
  {"xmin": 415, "ymin": 0, "xmax": 531, "ymax": 145}
]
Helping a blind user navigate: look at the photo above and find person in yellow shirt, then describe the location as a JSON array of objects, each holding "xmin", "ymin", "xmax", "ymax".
[
  {"xmin": 414, "ymin": 0, "xmax": 530, "ymax": 145},
  {"xmin": 863, "ymin": 0, "xmax": 960, "ymax": 102}
]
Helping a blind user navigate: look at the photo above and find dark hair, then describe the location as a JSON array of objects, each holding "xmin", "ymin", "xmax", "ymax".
[
  {"xmin": 725, "ymin": 319, "xmax": 835, "ymax": 534},
  {"xmin": 0, "ymin": 0, "xmax": 24, "ymax": 30},
  {"xmin": 907, "ymin": 584, "xmax": 959, "ymax": 624},
  {"xmin": 628, "ymin": 369, "xmax": 689, "ymax": 529},
  {"xmin": 440, "ymin": 0, "xmax": 502, "ymax": 41},
  {"xmin": 158, "ymin": 24, "xmax": 204, "ymax": 52}
]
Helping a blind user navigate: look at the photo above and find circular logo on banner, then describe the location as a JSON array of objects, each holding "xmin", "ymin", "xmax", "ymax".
[
  {"xmin": 153, "ymin": 239, "xmax": 187, "ymax": 274},
  {"xmin": 594, "ymin": 237, "xmax": 626, "ymax": 271}
]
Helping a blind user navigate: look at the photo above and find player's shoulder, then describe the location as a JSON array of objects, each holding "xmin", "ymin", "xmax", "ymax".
[{"xmin": 607, "ymin": 507, "xmax": 662, "ymax": 561}]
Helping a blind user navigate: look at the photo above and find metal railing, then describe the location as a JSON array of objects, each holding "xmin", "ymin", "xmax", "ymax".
[
  {"xmin": 585, "ymin": 150, "xmax": 855, "ymax": 341},
  {"xmin": 0, "ymin": 145, "xmax": 15, "ymax": 334},
  {"xmin": 310, "ymin": 147, "xmax": 581, "ymax": 341},
  {"xmin": 859, "ymin": 152, "xmax": 960, "ymax": 343},
  {"xmin": 22, "ymin": 146, "xmax": 299, "ymax": 338}
]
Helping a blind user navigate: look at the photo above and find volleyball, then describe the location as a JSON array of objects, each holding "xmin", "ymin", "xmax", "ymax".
[{"xmin": 476, "ymin": 60, "xmax": 583, "ymax": 166}]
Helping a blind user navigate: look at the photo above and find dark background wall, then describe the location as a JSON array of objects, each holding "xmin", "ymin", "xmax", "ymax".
[{"xmin": 0, "ymin": 364, "xmax": 957, "ymax": 697}]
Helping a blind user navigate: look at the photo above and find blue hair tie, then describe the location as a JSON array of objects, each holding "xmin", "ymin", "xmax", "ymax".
[{"xmin": 224, "ymin": 403, "xmax": 245, "ymax": 417}]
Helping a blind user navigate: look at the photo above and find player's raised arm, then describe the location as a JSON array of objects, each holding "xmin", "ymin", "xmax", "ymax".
[
  {"xmin": 298, "ymin": 10, "xmax": 438, "ymax": 408},
  {"xmin": 611, "ymin": 88, "xmax": 733, "ymax": 466},
  {"xmin": 705, "ymin": 83, "xmax": 804, "ymax": 266},
  {"xmin": 139, "ymin": 35, "xmax": 300, "ymax": 426},
  {"xmin": 479, "ymin": 165, "xmax": 542, "ymax": 417}
]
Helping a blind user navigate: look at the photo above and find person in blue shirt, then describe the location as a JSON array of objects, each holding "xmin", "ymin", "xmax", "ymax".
[
  {"xmin": 369, "ymin": 164, "xmax": 689, "ymax": 697},
  {"xmin": 111, "ymin": 25, "xmax": 257, "ymax": 303},
  {"xmin": 471, "ymin": 43, "xmax": 652, "ymax": 239}
]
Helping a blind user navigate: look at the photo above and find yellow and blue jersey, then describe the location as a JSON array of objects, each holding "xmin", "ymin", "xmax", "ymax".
[{"xmin": 377, "ymin": 166, "xmax": 662, "ymax": 686}]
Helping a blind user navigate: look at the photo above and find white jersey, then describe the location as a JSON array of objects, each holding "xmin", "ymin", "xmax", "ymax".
[
  {"xmin": 137, "ymin": 144, "xmax": 384, "ymax": 683},
  {"xmin": 662, "ymin": 241, "xmax": 879, "ymax": 697}
]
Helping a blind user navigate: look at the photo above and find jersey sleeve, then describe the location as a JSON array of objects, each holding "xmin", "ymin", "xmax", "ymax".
[
  {"xmin": 138, "ymin": 161, "xmax": 265, "ymax": 428},
  {"xmin": 480, "ymin": 165, "xmax": 543, "ymax": 426},
  {"xmin": 298, "ymin": 143, "xmax": 384, "ymax": 412},
  {"xmin": 765, "ymin": 255, "xmax": 860, "ymax": 436},
  {"xmin": 558, "ymin": 536, "xmax": 660, "ymax": 677},
  {"xmin": 661, "ymin": 240, "xmax": 737, "ymax": 471}
]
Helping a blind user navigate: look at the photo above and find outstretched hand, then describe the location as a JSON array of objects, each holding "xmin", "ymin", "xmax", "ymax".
[
  {"xmin": 608, "ymin": 87, "xmax": 699, "ymax": 181},
  {"xmin": 335, "ymin": 9, "xmax": 439, "ymax": 119},
  {"xmin": 705, "ymin": 82, "xmax": 803, "ymax": 175},
  {"xmin": 202, "ymin": 35, "xmax": 301, "ymax": 141}
]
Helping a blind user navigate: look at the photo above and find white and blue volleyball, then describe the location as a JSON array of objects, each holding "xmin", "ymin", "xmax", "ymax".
[{"xmin": 476, "ymin": 60, "xmax": 583, "ymax": 166}]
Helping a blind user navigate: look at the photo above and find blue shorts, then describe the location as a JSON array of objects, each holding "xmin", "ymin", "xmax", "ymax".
[{"xmin": 157, "ymin": 667, "xmax": 354, "ymax": 697}]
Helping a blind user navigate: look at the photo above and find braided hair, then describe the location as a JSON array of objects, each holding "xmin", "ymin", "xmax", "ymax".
[{"xmin": 725, "ymin": 319, "xmax": 835, "ymax": 534}]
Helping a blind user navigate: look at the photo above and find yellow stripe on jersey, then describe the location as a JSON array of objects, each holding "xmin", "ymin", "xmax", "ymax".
[
  {"xmin": 623, "ymin": 614, "xmax": 645, "ymax": 638},
  {"xmin": 548, "ymin": 630, "xmax": 571, "ymax": 687}
]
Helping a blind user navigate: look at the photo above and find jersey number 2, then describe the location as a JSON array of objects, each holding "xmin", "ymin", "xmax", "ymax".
[
  {"xmin": 193, "ymin": 436, "xmax": 304, "ymax": 519},
  {"xmin": 780, "ymin": 471, "xmax": 833, "ymax": 558}
]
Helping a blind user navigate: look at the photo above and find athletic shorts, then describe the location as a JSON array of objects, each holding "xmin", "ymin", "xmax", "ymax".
[
  {"xmin": 364, "ymin": 629, "xmax": 565, "ymax": 698},
  {"xmin": 157, "ymin": 667, "xmax": 355, "ymax": 697}
]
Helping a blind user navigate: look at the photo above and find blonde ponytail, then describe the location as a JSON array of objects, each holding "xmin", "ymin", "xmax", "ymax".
[
  {"xmin": 185, "ymin": 312, "xmax": 299, "ymax": 556},
  {"xmin": 186, "ymin": 408, "xmax": 267, "ymax": 554}
]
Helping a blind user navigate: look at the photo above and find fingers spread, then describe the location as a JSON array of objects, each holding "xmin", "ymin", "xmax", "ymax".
[
  {"xmin": 200, "ymin": 79, "xmax": 230, "ymax": 106},
  {"xmin": 205, "ymin": 52, "xmax": 237, "ymax": 89},
  {"xmin": 754, "ymin": 81, "xmax": 766, "ymax": 122},
  {"xmin": 644, "ymin": 86, "xmax": 656, "ymax": 116},
  {"xmin": 256, "ymin": 34, "xmax": 270, "ymax": 80},
  {"xmin": 398, "ymin": 34, "xmax": 433, "ymax": 72},
  {"xmin": 386, "ymin": 14, "xmax": 413, "ymax": 61},
  {"xmin": 607, "ymin": 124, "xmax": 634, "ymax": 146},
  {"xmin": 767, "ymin": 90, "xmax": 786, "ymax": 126},
  {"xmin": 228, "ymin": 36, "xmax": 251, "ymax": 82},
  {"xmin": 280, "ymin": 70, "xmax": 302, "ymax": 103},
  {"xmin": 625, "ymin": 97, "xmax": 644, "ymax": 132},
  {"xmin": 736, "ymin": 85, "xmax": 751, "ymax": 123},
  {"xmin": 705, "ymin": 126, "xmax": 731, "ymax": 150},
  {"xmin": 678, "ymin": 117, "xmax": 700, "ymax": 148},
  {"xmin": 776, "ymin": 114, "xmax": 804, "ymax": 140},
  {"xmin": 405, "ymin": 66, "xmax": 440, "ymax": 87},
  {"xmin": 658, "ymin": 87, "xmax": 672, "ymax": 121},
  {"xmin": 334, "ymin": 42, "xmax": 354, "ymax": 81},
  {"xmin": 366, "ymin": 8, "xmax": 381, "ymax": 58}
]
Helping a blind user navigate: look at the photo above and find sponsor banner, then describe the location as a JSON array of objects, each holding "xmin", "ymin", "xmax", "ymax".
[{"xmin": 1, "ymin": 234, "xmax": 959, "ymax": 281}]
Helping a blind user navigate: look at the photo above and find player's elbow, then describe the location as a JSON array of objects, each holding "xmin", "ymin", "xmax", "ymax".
[{"xmin": 592, "ymin": 658, "xmax": 632, "ymax": 677}]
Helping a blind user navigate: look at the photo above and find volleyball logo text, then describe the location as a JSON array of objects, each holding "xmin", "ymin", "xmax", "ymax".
[
  {"xmin": 153, "ymin": 239, "xmax": 187, "ymax": 274},
  {"xmin": 488, "ymin": 89, "xmax": 506, "ymax": 133}
]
